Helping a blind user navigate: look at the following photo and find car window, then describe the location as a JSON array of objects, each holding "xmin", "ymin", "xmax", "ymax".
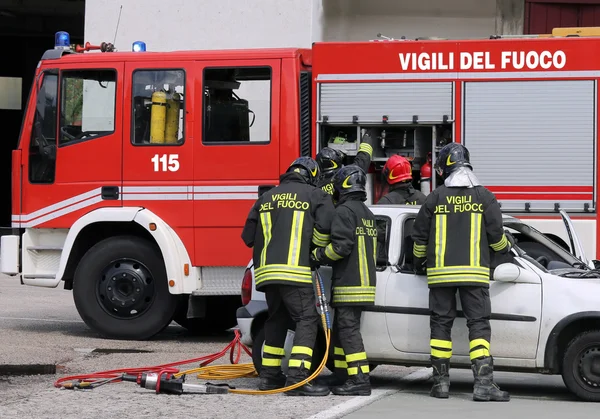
[
  {"xmin": 375, "ymin": 216, "xmax": 391, "ymax": 270},
  {"xmin": 398, "ymin": 216, "xmax": 416, "ymax": 272}
]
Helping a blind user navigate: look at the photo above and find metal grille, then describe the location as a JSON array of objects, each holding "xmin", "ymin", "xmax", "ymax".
[{"xmin": 299, "ymin": 71, "xmax": 311, "ymax": 157}]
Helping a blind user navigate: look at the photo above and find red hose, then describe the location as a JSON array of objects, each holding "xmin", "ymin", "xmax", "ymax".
[{"xmin": 54, "ymin": 329, "xmax": 253, "ymax": 388}]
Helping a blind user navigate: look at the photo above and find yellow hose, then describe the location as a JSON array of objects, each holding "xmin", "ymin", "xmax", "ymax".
[
  {"xmin": 173, "ymin": 329, "xmax": 330, "ymax": 395},
  {"xmin": 175, "ymin": 273, "xmax": 331, "ymax": 395}
]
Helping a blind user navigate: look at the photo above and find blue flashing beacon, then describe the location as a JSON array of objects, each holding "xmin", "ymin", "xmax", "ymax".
[
  {"xmin": 54, "ymin": 31, "xmax": 71, "ymax": 49},
  {"xmin": 132, "ymin": 41, "xmax": 147, "ymax": 52}
]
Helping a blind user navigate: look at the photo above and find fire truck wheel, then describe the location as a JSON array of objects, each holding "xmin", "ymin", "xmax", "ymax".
[{"xmin": 72, "ymin": 235, "xmax": 178, "ymax": 340}]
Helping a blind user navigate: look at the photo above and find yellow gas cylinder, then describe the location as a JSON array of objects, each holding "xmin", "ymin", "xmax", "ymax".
[
  {"xmin": 165, "ymin": 92, "xmax": 181, "ymax": 144},
  {"xmin": 150, "ymin": 91, "xmax": 167, "ymax": 144}
]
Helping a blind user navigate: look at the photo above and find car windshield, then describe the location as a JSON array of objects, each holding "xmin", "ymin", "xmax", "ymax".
[{"xmin": 503, "ymin": 220, "xmax": 587, "ymax": 270}]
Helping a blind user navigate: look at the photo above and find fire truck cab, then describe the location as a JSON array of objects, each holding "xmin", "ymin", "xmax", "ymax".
[{"xmin": 2, "ymin": 28, "xmax": 599, "ymax": 340}]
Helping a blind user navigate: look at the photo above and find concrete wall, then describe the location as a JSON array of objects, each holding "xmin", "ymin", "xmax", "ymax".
[{"xmin": 85, "ymin": 0, "xmax": 525, "ymax": 52}]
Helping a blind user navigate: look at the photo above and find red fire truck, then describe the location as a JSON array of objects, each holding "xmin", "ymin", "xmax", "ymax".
[{"xmin": 1, "ymin": 28, "xmax": 598, "ymax": 340}]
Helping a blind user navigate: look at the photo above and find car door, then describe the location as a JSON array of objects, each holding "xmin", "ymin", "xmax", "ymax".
[{"xmin": 385, "ymin": 215, "xmax": 543, "ymax": 360}]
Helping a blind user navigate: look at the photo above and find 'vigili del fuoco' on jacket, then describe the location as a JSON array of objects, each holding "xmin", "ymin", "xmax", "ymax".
[
  {"xmin": 318, "ymin": 199, "xmax": 377, "ymax": 306},
  {"xmin": 241, "ymin": 172, "xmax": 334, "ymax": 290},
  {"xmin": 411, "ymin": 185, "xmax": 511, "ymax": 287}
]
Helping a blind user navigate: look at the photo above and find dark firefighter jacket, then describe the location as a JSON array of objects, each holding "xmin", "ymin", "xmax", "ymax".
[
  {"xmin": 318, "ymin": 142, "xmax": 373, "ymax": 196},
  {"xmin": 241, "ymin": 172, "xmax": 335, "ymax": 291},
  {"xmin": 411, "ymin": 185, "xmax": 511, "ymax": 288},
  {"xmin": 316, "ymin": 197, "xmax": 377, "ymax": 307},
  {"xmin": 377, "ymin": 184, "xmax": 427, "ymax": 205}
]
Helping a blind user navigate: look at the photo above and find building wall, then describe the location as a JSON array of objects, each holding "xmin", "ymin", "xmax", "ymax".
[{"xmin": 85, "ymin": 0, "xmax": 522, "ymax": 52}]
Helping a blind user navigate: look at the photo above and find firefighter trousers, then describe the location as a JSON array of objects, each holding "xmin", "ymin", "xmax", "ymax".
[
  {"xmin": 331, "ymin": 306, "xmax": 369, "ymax": 379},
  {"xmin": 261, "ymin": 284, "xmax": 320, "ymax": 380},
  {"xmin": 429, "ymin": 286, "xmax": 492, "ymax": 362}
]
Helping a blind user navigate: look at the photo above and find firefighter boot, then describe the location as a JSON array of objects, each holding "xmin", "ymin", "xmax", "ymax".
[
  {"xmin": 430, "ymin": 358, "xmax": 450, "ymax": 399},
  {"xmin": 331, "ymin": 370, "xmax": 371, "ymax": 396},
  {"xmin": 284, "ymin": 368, "xmax": 330, "ymax": 396},
  {"xmin": 315, "ymin": 371, "xmax": 347, "ymax": 388},
  {"xmin": 471, "ymin": 357, "xmax": 510, "ymax": 402},
  {"xmin": 259, "ymin": 371, "xmax": 287, "ymax": 391}
]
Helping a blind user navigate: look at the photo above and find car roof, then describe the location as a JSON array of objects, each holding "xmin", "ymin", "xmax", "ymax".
[{"xmin": 368, "ymin": 204, "xmax": 522, "ymax": 224}]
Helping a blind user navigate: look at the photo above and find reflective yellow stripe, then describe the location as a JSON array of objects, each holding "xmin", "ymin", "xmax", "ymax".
[
  {"xmin": 435, "ymin": 215, "xmax": 447, "ymax": 267},
  {"xmin": 255, "ymin": 272, "xmax": 313, "ymax": 286},
  {"xmin": 413, "ymin": 242, "xmax": 427, "ymax": 258},
  {"xmin": 360, "ymin": 365, "xmax": 370, "ymax": 373},
  {"xmin": 373, "ymin": 237, "xmax": 377, "ymax": 266},
  {"xmin": 312, "ymin": 228, "xmax": 330, "ymax": 247},
  {"xmin": 430, "ymin": 339, "xmax": 452, "ymax": 349},
  {"xmin": 490, "ymin": 234, "xmax": 508, "ymax": 251},
  {"xmin": 428, "ymin": 277, "xmax": 489, "ymax": 285},
  {"xmin": 291, "ymin": 346, "xmax": 313, "ymax": 356},
  {"xmin": 346, "ymin": 352, "xmax": 367, "ymax": 362},
  {"xmin": 470, "ymin": 339, "xmax": 490, "ymax": 350},
  {"xmin": 335, "ymin": 286, "xmax": 376, "ymax": 294},
  {"xmin": 259, "ymin": 212, "xmax": 272, "ymax": 267},
  {"xmin": 288, "ymin": 359, "xmax": 311, "ymax": 369},
  {"xmin": 332, "ymin": 294, "xmax": 376, "ymax": 304},
  {"xmin": 334, "ymin": 360, "xmax": 348, "ymax": 368},
  {"xmin": 431, "ymin": 349, "xmax": 453, "ymax": 358},
  {"xmin": 470, "ymin": 348, "xmax": 490, "ymax": 360},
  {"xmin": 334, "ymin": 347, "xmax": 345, "ymax": 356},
  {"xmin": 359, "ymin": 142, "xmax": 373, "ymax": 157},
  {"xmin": 255, "ymin": 264, "xmax": 312, "ymax": 275},
  {"xmin": 263, "ymin": 345, "xmax": 285, "ymax": 356},
  {"xmin": 470, "ymin": 213, "xmax": 482, "ymax": 267},
  {"xmin": 262, "ymin": 358, "xmax": 281, "ymax": 367},
  {"xmin": 287, "ymin": 210, "xmax": 305, "ymax": 266},
  {"xmin": 325, "ymin": 244, "xmax": 343, "ymax": 261},
  {"xmin": 428, "ymin": 266, "xmax": 489, "ymax": 275},
  {"xmin": 358, "ymin": 235, "xmax": 369, "ymax": 287},
  {"xmin": 347, "ymin": 367, "xmax": 358, "ymax": 375}
]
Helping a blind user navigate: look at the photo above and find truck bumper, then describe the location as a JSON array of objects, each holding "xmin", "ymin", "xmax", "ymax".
[{"xmin": 1, "ymin": 235, "xmax": 20, "ymax": 276}]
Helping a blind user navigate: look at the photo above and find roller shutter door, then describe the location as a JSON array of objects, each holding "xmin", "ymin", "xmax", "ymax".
[
  {"xmin": 319, "ymin": 82, "xmax": 453, "ymax": 124},
  {"xmin": 463, "ymin": 80, "xmax": 595, "ymax": 212}
]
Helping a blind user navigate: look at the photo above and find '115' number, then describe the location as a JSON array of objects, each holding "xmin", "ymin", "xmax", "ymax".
[{"xmin": 151, "ymin": 154, "xmax": 180, "ymax": 172}]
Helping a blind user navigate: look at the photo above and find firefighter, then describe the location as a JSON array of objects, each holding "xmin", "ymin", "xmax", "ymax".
[
  {"xmin": 411, "ymin": 143, "xmax": 512, "ymax": 402},
  {"xmin": 311, "ymin": 165, "xmax": 377, "ymax": 397},
  {"xmin": 316, "ymin": 130, "xmax": 376, "ymax": 196},
  {"xmin": 377, "ymin": 154, "xmax": 427, "ymax": 205},
  {"xmin": 241, "ymin": 156, "xmax": 335, "ymax": 396}
]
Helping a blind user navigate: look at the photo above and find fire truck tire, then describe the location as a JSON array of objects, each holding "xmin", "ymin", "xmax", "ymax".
[{"xmin": 72, "ymin": 235, "xmax": 178, "ymax": 340}]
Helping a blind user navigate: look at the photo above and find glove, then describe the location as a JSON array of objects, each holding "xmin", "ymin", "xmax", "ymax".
[
  {"xmin": 310, "ymin": 248, "xmax": 322, "ymax": 269},
  {"xmin": 504, "ymin": 230, "xmax": 516, "ymax": 248},
  {"xmin": 414, "ymin": 258, "xmax": 427, "ymax": 275}
]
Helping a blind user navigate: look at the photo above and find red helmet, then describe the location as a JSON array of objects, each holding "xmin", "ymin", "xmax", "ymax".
[{"xmin": 382, "ymin": 155, "xmax": 413, "ymax": 184}]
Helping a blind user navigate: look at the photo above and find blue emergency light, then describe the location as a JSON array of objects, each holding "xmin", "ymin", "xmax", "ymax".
[
  {"xmin": 54, "ymin": 31, "xmax": 71, "ymax": 49},
  {"xmin": 132, "ymin": 41, "xmax": 146, "ymax": 52}
]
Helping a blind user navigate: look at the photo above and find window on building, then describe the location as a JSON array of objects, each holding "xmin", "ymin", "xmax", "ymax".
[
  {"xmin": 202, "ymin": 66, "xmax": 271, "ymax": 144},
  {"xmin": 132, "ymin": 69, "xmax": 185, "ymax": 145},
  {"xmin": 59, "ymin": 69, "xmax": 116, "ymax": 146},
  {"xmin": 29, "ymin": 71, "xmax": 58, "ymax": 184}
]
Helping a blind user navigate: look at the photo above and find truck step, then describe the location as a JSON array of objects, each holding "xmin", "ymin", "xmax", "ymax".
[
  {"xmin": 26, "ymin": 246, "xmax": 63, "ymax": 251},
  {"xmin": 22, "ymin": 273, "xmax": 56, "ymax": 279}
]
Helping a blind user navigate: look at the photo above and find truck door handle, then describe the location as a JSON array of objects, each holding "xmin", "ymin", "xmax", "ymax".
[{"xmin": 101, "ymin": 186, "xmax": 120, "ymax": 200}]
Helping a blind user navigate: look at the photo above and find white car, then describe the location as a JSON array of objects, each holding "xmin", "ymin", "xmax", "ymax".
[{"xmin": 236, "ymin": 206, "xmax": 600, "ymax": 402}]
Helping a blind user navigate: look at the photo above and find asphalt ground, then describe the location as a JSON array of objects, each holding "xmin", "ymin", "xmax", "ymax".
[{"xmin": 0, "ymin": 274, "xmax": 418, "ymax": 419}]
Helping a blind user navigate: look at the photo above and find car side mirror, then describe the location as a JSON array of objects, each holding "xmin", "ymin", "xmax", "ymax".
[{"xmin": 493, "ymin": 263, "xmax": 539, "ymax": 284}]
